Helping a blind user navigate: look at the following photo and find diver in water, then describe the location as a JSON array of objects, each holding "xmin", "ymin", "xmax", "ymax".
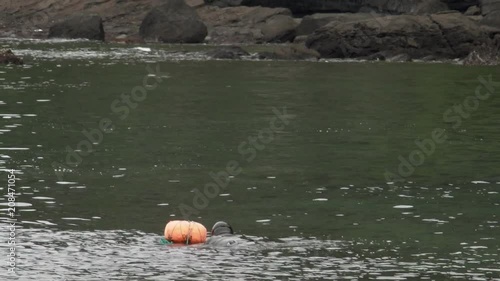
[
  {"xmin": 211, "ymin": 221, "xmax": 234, "ymax": 236},
  {"xmin": 206, "ymin": 221, "xmax": 252, "ymax": 247}
]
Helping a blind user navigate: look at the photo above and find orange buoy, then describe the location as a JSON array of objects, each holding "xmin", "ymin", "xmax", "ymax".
[{"xmin": 164, "ymin": 220, "xmax": 207, "ymax": 244}]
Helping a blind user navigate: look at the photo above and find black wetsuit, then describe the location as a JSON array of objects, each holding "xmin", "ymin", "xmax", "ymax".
[
  {"xmin": 205, "ymin": 234, "xmax": 247, "ymax": 247},
  {"xmin": 206, "ymin": 221, "xmax": 253, "ymax": 247}
]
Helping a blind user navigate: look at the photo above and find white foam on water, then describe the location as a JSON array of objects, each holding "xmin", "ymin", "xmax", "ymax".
[
  {"xmin": 61, "ymin": 217, "xmax": 91, "ymax": 221},
  {"xmin": 32, "ymin": 197, "xmax": 55, "ymax": 200},
  {"xmin": 393, "ymin": 205, "xmax": 413, "ymax": 209},
  {"xmin": 133, "ymin": 47, "xmax": 151, "ymax": 52},
  {"xmin": 0, "ymin": 202, "xmax": 32, "ymax": 207},
  {"xmin": 37, "ymin": 220, "xmax": 57, "ymax": 226}
]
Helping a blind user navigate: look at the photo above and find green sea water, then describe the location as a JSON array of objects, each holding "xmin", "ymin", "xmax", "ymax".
[{"xmin": 0, "ymin": 40, "xmax": 499, "ymax": 280}]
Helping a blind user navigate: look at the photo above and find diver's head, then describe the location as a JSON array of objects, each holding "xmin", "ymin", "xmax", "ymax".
[{"xmin": 211, "ymin": 221, "xmax": 234, "ymax": 236}]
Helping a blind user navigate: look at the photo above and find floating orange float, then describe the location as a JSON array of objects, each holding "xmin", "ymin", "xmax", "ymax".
[{"xmin": 164, "ymin": 220, "xmax": 207, "ymax": 244}]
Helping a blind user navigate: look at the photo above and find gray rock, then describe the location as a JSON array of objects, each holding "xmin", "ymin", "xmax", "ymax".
[
  {"xmin": 258, "ymin": 44, "xmax": 320, "ymax": 60},
  {"xmin": 431, "ymin": 13, "xmax": 486, "ymax": 57},
  {"xmin": 140, "ymin": 0, "xmax": 207, "ymax": 43},
  {"xmin": 296, "ymin": 13, "xmax": 385, "ymax": 36},
  {"xmin": 306, "ymin": 13, "xmax": 486, "ymax": 59},
  {"xmin": 261, "ymin": 15, "xmax": 298, "ymax": 42},
  {"xmin": 420, "ymin": 54, "xmax": 439, "ymax": 61},
  {"xmin": 464, "ymin": 5, "xmax": 482, "ymax": 15},
  {"xmin": 480, "ymin": 0, "xmax": 500, "ymax": 15},
  {"xmin": 386, "ymin": 53, "xmax": 412, "ymax": 62},
  {"xmin": 463, "ymin": 42, "xmax": 500, "ymax": 65},
  {"xmin": 197, "ymin": 5, "xmax": 292, "ymax": 43},
  {"xmin": 293, "ymin": 35, "xmax": 308, "ymax": 44},
  {"xmin": 207, "ymin": 27, "xmax": 261, "ymax": 44},
  {"xmin": 480, "ymin": 0, "xmax": 500, "ymax": 30},
  {"xmin": 48, "ymin": 13, "xmax": 104, "ymax": 41},
  {"xmin": 205, "ymin": 46, "xmax": 250, "ymax": 59}
]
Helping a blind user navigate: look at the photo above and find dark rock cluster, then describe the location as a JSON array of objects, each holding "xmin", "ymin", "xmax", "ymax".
[{"xmin": 0, "ymin": 0, "xmax": 499, "ymax": 63}]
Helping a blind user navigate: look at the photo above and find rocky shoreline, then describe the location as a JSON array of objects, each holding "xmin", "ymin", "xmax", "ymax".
[{"xmin": 0, "ymin": 0, "xmax": 499, "ymax": 63}]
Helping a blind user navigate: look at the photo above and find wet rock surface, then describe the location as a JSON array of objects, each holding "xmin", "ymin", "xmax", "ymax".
[
  {"xmin": 198, "ymin": 5, "xmax": 293, "ymax": 43},
  {"xmin": 48, "ymin": 13, "xmax": 105, "ymax": 41},
  {"xmin": 306, "ymin": 12, "xmax": 486, "ymax": 59},
  {"xmin": 139, "ymin": 0, "xmax": 208, "ymax": 43},
  {"xmin": 480, "ymin": 0, "xmax": 500, "ymax": 30}
]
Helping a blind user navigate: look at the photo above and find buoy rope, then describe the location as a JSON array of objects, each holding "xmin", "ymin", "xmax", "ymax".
[{"xmin": 186, "ymin": 221, "xmax": 193, "ymax": 245}]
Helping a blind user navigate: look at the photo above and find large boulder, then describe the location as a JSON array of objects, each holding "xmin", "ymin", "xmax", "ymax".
[
  {"xmin": 306, "ymin": 12, "xmax": 486, "ymax": 59},
  {"xmin": 140, "ymin": 0, "xmax": 208, "ymax": 43},
  {"xmin": 197, "ymin": 5, "xmax": 293, "ymax": 43},
  {"xmin": 480, "ymin": 0, "xmax": 500, "ymax": 30},
  {"xmin": 0, "ymin": 49, "xmax": 23, "ymax": 65},
  {"xmin": 48, "ymin": 13, "xmax": 104, "ymax": 41},
  {"xmin": 431, "ymin": 12, "xmax": 486, "ymax": 56},
  {"xmin": 261, "ymin": 15, "xmax": 298, "ymax": 42},
  {"xmin": 239, "ymin": 0, "xmax": 448, "ymax": 14}
]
